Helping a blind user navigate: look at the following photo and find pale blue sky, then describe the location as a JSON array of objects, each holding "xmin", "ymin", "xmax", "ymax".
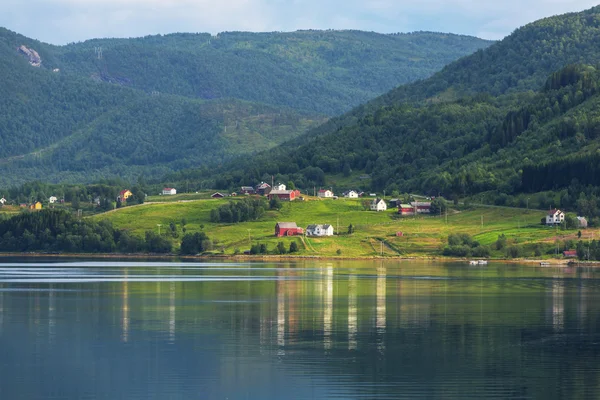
[{"xmin": 2, "ymin": 0, "xmax": 599, "ymax": 45}]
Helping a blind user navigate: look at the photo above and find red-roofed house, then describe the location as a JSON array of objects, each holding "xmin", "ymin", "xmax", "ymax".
[{"xmin": 117, "ymin": 189, "xmax": 132, "ymax": 202}]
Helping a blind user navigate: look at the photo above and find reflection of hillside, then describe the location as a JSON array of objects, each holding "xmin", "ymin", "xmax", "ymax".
[{"xmin": 2, "ymin": 262, "xmax": 600, "ymax": 399}]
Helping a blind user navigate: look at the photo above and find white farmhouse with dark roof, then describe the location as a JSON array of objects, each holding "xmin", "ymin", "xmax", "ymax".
[
  {"xmin": 306, "ymin": 224, "xmax": 334, "ymax": 237},
  {"xmin": 370, "ymin": 198, "xmax": 387, "ymax": 212},
  {"xmin": 546, "ymin": 209, "xmax": 565, "ymax": 225}
]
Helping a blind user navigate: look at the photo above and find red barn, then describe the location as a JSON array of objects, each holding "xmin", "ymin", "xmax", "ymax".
[
  {"xmin": 275, "ymin": 222, "xmax": 304, "ymax": 237},
  {"xmin": 268, "ymin": 189, "xmax": 301, "ymax": 201},
  {"xmin": 398, "ymin": 204, "xmax": 414, "ymax": 215}
]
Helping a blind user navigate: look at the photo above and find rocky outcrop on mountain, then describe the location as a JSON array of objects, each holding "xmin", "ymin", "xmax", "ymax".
[{"xmin": 17, "ymin": 45, "xmax": 41, "ymax": 67}]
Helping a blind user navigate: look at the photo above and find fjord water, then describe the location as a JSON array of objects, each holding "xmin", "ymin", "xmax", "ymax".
[{"xmin": 0, "ymin": 260, "xmax": 599, "ymax": 399}]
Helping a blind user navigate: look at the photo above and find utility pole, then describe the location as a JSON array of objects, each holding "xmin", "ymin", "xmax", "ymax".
[
  {"xmin": 337, "ymin": 215, "xmax": 339, "ymax": 236},
  {"xmin": 157, "ymin": 224, "xmax": 161, "ymax": 235},
  {"xmin": 481, "ymin": 215, "xmax": 483, "ymax": 228},
  {"xmin": 247, "ymin": 229, "xmax": 251, "ymax": 247}
]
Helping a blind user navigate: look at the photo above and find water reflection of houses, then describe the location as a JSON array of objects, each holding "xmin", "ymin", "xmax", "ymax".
[
  {"xmin": 324, "ymin": 264, "xmax": 333, "ymax": 350},
  {"xmin": 122, "ymin": 275, "xmax": 129, "ymax": 342},
  {"xmin": 376, "ymin": 264, "xmax": 386, "ymax": 353},
  {"xmin": 348, "ymin": 274, "xmax": 358, "ymax": 350},
  {"xmin": 169, "ymin": 281, "xmax": 176, "ymax": 343},
  {"xmin": 549, "ymin": 276, "xmax": 564, "ymax": 332}
]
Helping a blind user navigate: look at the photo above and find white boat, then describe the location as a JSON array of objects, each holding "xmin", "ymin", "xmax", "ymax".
[
  {"xmin": 540, "ymin": 261, "xmax": 550, "ymax": 266},
  {"xmin": 469, "ymin": 260, "xmax": 478, "ymax": 265},
  {"xmin": 477, "ymin": 260, "xmax": 488, "ymax": 265}
]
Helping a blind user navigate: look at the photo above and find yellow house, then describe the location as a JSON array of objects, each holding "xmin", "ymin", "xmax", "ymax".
[
  {"xmin": 29, "ymin": 201, "xmax": 42, "ymax": 210},
  {"xmin": 118, "ymin": 189, "xmax": 133, "ymax": 202}
]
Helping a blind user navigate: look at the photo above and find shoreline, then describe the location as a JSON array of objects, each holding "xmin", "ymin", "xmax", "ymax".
[{"xmin": 0, "ymin": 252, "xmax": 586, "ymax": 265}]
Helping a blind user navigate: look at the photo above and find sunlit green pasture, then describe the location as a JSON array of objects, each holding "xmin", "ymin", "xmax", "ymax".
[{"xmin": 93, "ymin": 196, "xmax": 582, "ymax": 258}]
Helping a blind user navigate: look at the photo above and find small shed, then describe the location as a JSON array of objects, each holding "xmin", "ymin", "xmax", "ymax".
[{"xmin": 563, "ymin": 250, "xmax": 578, "ymax": 258}]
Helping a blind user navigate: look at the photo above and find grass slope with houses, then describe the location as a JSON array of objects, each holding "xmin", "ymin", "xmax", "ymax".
[{"xmin": 89, "ymin": 191, "xmax": 587, "ymax": 260}]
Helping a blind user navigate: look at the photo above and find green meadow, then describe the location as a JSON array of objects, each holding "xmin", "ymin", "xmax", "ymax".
[{"xmin": 92, "ymin": 196, "xmax": 586, "ymax": 258}]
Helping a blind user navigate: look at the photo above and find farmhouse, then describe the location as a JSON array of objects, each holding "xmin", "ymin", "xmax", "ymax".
[
  {"xmin": 318, "ymin": 189, "xmax": 334, "ymax": 198},
  {"xmin": 275, "ymin": 222, "xmax": 304, "ymax": 237},
  {"xmin": 256, "ymin": 182, "xmax": 271, "ymax": 195},
  {"xmin": 370, "ymin": 198, "xmax": 387, "ymax": 212},
  {"xmin": 306, "ymin": 224, "xmax": 334, "ymax": 237},
  {"xmin": 344, "ymin": 190, "xmax": 359, "ymax": 198},
  {"xmin": 0, "ymin": 197, "xmax": 6, "ymax": 205},
  {"xmin": 211, "ymin": 192, "xmax": 225, "ymax": 199},
  {"xmin": 49, "ymin": 196, "xmax": 58, "ymax": 204},
  {"xmin": 240, "ymin": 186, "xmax": 255, "ymax": 195},
  {"xmin": 546, "ymin": 209, "xmax": 565, "ymax": 225},
  {"xmin": 273, "ymin": 183, "xmax": 286, "ymax": 191},
  {"xmin": 29, "ymin": 201, "xmax": 42, "ymax": 210},
  {"xmin": 162, "ymin": 188, "xmax": 177, "ymax": 195},
  {"xmin": 117, "ymin": 189, "xmax": 132, "ymax": 202},
  {"xmin": 268, "ymin": 189, "xmax": 301, "ymax": 201}
]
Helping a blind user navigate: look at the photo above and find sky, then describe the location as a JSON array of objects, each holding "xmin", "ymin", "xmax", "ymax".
[{"xmin": 1, "ymin": 0, "xmax": 599, "ymax": 45}]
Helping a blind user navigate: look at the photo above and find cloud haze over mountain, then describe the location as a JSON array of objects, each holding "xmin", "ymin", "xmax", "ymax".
[{"xmin": 2, "ymin": 0, "xmax": 598, "ymax": 44}]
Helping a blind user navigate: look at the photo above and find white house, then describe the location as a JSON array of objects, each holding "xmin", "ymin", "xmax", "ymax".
[
  {"xmin": 370, "ymin": 198, "xmax": 387, "ymax": 212},
  {"xmin": 273, "ymin": 183, "xmax": 286, "ymax": 191},
  {"xmin": 306, "ymin": 224, "xmax": 334, "ymax": 237},
  {"xmin": 344, "ymin": 190, "xmax": 359, "ymax": 198},
  {"xmin": 546, "ymin": 209, "xmax": 565, "ymax": 225},
  {"xmin": 162, "ymin": 188, "xmax": 177, "ymax": 195},
  {"xmin": 48, "ymin": 196, "xmax": 58, "ymax": 204},
  {"xmin": 318, "ymin": 189, "xmax": 334, "ymax": 198},
  {"xmin": 0, "ymin": 197, "xmax": 6, "ymax": 205}
]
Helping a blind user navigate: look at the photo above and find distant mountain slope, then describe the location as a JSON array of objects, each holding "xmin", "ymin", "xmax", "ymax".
[
  {"xmin": 199, "ymin": 6, "xmax": 600, "ymax": 200},
  {"xmin": 0, "ymin": 28, "xmax": 491, "ymax": 185},
  {"xmin": 378, "ymin": 6, "xmax": 600, "ymax": 105},
  {"xmin": 0, "ymin": 28, "xmax": 492, "ymax": 116},
  {"xmin": 0, "ymin": 33, "xmax": 324, "ymax": 185}
]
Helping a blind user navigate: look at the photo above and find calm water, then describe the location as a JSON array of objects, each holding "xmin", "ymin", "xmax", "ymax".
[{"xmin": 0, "ymin": 259, "xmax": 599, "ymax": 399}]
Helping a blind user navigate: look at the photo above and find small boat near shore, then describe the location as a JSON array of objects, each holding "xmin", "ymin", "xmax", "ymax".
[
  {"xmin": 469, "ymin": 260, "xmax": 488, "ymax": 265},
  {"xmin": 540, "ymin": 261, "xmax": 551, "ymax": 266}
]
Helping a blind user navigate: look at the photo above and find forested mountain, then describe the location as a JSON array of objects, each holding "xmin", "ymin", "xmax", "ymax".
[
  {"xmin": 41, "ymin": 30, "xmax": 491, "ymax": 115},
  {"xmin": 0, "ymin": 28, "xmax": 491, "ymax": 185},
  {"xmin": 197, "ymin": 6, "xmax": 600, "ymax": 215}
]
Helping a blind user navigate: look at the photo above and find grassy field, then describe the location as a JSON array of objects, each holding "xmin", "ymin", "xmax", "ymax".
[{"xmin": 91, "ymin": 196, "xmax": 589, "ymax": 258}]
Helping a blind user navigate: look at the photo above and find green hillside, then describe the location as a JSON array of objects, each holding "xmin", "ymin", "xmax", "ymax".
[
  {"xmin": 199, "ymin": 6, "xmax": 600, "ymax": 220},
  {"xmin": 0, "ymin": 28, "xmax": 491, "ymax": 185},
  {"xmin": 48, "ymin": 30, "xmax": 492, "ymax": 115}
]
